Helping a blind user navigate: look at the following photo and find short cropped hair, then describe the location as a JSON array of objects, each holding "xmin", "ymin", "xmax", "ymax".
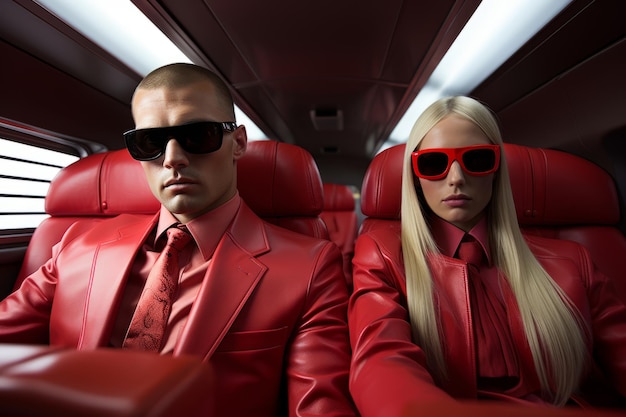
[{"xmin": 136, "ymin": 63, "xmax": 235, "ymax": 120}]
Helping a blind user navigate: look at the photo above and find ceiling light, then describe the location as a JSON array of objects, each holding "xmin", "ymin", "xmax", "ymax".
[
  {"xmin": 385, "ymin": 0, "xmax": 572, "ymax": 150},
  {"xmin": 34, "ymin": 0, "xmax": 267, "ymax": 140}
]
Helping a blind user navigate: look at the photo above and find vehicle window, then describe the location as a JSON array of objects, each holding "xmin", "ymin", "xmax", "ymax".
[{"xmin": 0, "ymin": 137, "xmax": 78, "ymax": 230}]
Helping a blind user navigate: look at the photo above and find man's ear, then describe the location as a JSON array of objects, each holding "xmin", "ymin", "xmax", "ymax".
[{"xmin": 232, "ymin": 125, "xmax": 248, "ymax": 161}]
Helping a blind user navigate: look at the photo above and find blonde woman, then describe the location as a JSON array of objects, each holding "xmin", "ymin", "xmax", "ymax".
[{"xmin": 348, "ymin": 96, "xmax": 626, "ymax": 416}]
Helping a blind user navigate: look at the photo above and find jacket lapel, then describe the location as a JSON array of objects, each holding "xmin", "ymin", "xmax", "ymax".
[
  {"xmin": 174, "ymin": 202, "xmax": 269, "ymax": 359},
  {"xmin": 78, "ymin": 214, "xmax": 157, "ymax": 349},
  {"xmin": 430, "ymin": 256, "xmax": 478, "ymax": 398}
]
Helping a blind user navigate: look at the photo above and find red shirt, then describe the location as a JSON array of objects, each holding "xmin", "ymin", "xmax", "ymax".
[
  {"xmin": 431, "ymin": 215, "xmax": 543, "ymax": 402},
  {"xmin": 110, "ymin": 194, "xmax": 241, "ymax": 351}
]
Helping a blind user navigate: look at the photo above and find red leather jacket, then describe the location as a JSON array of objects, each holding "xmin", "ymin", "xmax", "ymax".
[
  {"xmin": 349, "ymin": 226, "xmax": 626, "ymax": 416},
  {"xmin": 0, "ymin": 202, "xmax": 356, "ymax": 417}
]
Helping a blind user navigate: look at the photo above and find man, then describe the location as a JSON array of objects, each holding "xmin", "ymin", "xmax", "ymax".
[{"xmin": 0, "ymin": 63, "xmax": 355, "ymax": 416}]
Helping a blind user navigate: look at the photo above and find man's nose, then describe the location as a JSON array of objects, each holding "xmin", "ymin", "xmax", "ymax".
[{"xmin": 162, "ymin": 138, "xmax": 189, "ymax": 168}]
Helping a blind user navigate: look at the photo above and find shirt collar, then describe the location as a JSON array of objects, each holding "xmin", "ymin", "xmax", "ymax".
[
  {"xmin": 430, "ymin": 215, "xmax": 492, "ymax": 265},
  {"xmin": 156, "ymin": 192, "xmax": 241, "ymax": 260}
]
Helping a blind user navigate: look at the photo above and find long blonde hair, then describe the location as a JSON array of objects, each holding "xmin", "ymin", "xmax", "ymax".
[{"xmin": 400, "ymin": 96, "xmax": 589, "ymax": 405}]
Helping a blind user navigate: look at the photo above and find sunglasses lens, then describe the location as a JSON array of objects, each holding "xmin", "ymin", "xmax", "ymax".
[
  {"xmin": 463, "ymin": 148, "xmax": 496, "ymax": 173},
  {"xmin": 125, "ymin": 131, "xmax": 164, "ymax": 161},
  {"xmin": 417, "ymin": 152, "xmax": 449, "ymax": 177},
  {"xmin": 178, "ymin": 122, "xmax": 223, "ymax": 154}
]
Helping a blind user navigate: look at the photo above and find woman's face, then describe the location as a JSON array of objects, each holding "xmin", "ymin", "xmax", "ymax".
[{"xmin": 416, "ymin": 115, "xmax": 496, "ymax": 232}]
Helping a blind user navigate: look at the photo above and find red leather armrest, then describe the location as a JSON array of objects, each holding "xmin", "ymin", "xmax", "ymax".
[
  {"xmin": 0, "ymin": 344, "xmax": 213, "ymax": 417},
  {"xmin": 404, "ymin": 400, "xmax": 624, "ymax": 417}
]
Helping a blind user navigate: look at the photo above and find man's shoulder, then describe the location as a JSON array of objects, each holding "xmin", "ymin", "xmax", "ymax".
[
  {"xmin": 63, "ymin": 213, "xmax": 155, "ymax": 242},
  {"xmin": 261, "ymin": 219, "xmax": 332, "ymax": 250},
  {"xmin": 233, "ymin": 200, "xmax": 334, "ymax": 251}
]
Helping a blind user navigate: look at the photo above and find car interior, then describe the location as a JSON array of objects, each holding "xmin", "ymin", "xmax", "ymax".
[{"xmin": 0, "ymin": 0, "xmax": 625, "ymax": 415}]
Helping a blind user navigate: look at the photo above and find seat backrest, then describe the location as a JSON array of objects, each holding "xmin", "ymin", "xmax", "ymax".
[
  {"xmin": 237, "ymin": 140, "xmax": 328, "ymax": 239},
  {"xmin": 320, "ymin": 183, "xmax": 358, "ymax": 284},
  {"xmin": 15, "ymin": 140, "xmax": 328, "ymax": 289},
  {"xmin": 16, "ymin": 150, "xmax": 159, "ymax": 285},
  {"xmin": 359, "ymin": 144, "xmax": 404, "ymax": 235},
  {"xmin": 359, "ymin": 143, "xmax": 626, "ymax": 303},
  {"xmin": 505, "ymin": 143, "xmax": 626, "ymax": 303}
]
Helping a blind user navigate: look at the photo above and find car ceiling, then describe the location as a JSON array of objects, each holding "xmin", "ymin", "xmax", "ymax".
[
  {"xmin": 133, "ymin": 0, "xmax": 481, "ymax": 160},
  {"xmin": 1, "ymin": 0, "xmax": 625, "ymax": 173}
]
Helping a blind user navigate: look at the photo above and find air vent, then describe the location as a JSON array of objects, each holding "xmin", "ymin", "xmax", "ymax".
[
  {"xmin": 310, "ymin": 108, "xmax": 344, "ymax": 131},
  {"xmin": 321, "ymin": 146, "xmax": 340, "ymax": 154}
]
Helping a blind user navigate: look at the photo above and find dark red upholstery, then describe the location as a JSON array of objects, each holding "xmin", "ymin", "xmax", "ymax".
[
  {"xmin": 403, "ymin": 400, "xmax": 624, "ymax": 417},
  {"xmin": 320, "ymin": 183, "xmax": 358, "ymax": 285},
  {"xmin": 0, "ymin": 344, "xmax": 214, "ymax": 417},
  {"xmin": 15, "ymin": 140, "xmax": 328, "ymax": 288},
  {"xmin": 504, "ymin": 143, "xmax": 626, "ymax": 303},
  {"xmin": 237, "ymin": 140, "xmax": 328, "ymax": 239},
  {"xmin": 15, "ymin": 150, "xmax": 159, "ymax": 286},
  {"xmin": 15, "ymin": 151, "xmax": 158, "ymax": 285},
  {"xmin": 505, "ymin": 144, "xmax": 620, "ymax": 226},
  {"xmin": 359, "ymin": 144, "xmax": 404, "ymax": 235},
  {"xmin": 358, "ymin": 143, "xmax": 626, "ymax": 303}
]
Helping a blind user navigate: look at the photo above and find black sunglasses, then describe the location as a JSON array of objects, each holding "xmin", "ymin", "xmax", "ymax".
[
  {"xmin": 411, "ymin": 144, "xmax": 500, "ymax": 180},
  {"xmin": 123, "ymin": 121, "xmax": 237, "ymax": 161}
]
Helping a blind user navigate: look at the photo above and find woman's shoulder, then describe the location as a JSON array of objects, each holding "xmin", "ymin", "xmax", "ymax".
[
  {"xmin": 523, "ymin": 233, "xmax": 594, "ymax": 277},
  {"xmin": 523, "ymin": 233, "xmax": 587, "ymax": 257}
]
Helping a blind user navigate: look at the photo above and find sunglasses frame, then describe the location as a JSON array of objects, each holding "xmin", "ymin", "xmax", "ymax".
[
  {"xmin": 123, "ymin": 121, "xmax": 237, "ymax": 161},
  {"xmin": 411, "ymin": 144, "xmax": 501, "ymax": 180}
]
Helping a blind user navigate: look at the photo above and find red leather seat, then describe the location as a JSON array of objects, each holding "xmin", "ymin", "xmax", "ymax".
[
  {"xmin": 504, "ymin": 143, "xmax": 626, "ymax": 304},
  {"xmin": 15, "ymin": 140, "xmax": 328, "ymax": 289},
  {"xmin": 15, "ymin": 150, "xmax": 159, "ymax": 286},
  {"xmin": 237, "ymin": 140, "xmax": 328, "ymax": 239},
  {"xmin": 320, "ymin": 183, "xmax": 358, "ymax": 286},
  {"xmin": 359, "ymin": 144, "xmax": 404, "ymax": 235},
  {"xmin": 403, "ymin": 399, "xmax": 624, "ymax": 417},
  {"xmin": 359, "ymin": 143, "xmax": 626, "ymax": 304},
  {"xmin": 0, "ymin": 344, "xmax": 214, "ymax": 417}
]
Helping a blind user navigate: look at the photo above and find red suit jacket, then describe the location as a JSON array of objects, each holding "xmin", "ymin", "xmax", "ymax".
[
  {"xmin": 0, "ymin": 201, "xmax": 356, "ymax": 417},
  {"xmin": 349, "ymin": 226, "xmax": 626, "ymax": 416}
]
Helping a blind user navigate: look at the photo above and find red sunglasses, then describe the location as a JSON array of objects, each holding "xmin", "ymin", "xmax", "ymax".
[{"xmin": 411, "ymin": 144, "xmax": 501, "ymax": 180}]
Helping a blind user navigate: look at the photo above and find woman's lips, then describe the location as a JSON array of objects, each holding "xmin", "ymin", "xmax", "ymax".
[{"xmin": 443, "ymin": 194, "xmax": 470, "ymax": 207}]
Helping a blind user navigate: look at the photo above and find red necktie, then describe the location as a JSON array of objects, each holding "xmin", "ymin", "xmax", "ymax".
[
  {"xmin": 457, "ymin": 238, "xmax": 484, "ymax": 271},
  {"xmin": 123, "ymin": 225, "xmax": 192, "ymax": 351}
]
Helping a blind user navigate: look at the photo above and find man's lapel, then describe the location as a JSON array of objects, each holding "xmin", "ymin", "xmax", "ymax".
[
  {"xmin": 78, "ymin": 214, "xmax": 157, "ymax": 349},
  {"xmin": 175, "ymin": 202, "xmax": 270, "ymax": 359}
]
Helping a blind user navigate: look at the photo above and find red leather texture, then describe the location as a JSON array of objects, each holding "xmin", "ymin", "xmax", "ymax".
[
  {"xmin": 238, "ymin": 141, "xmax": 324, "ymax": 216},
  {"xmin": 321, "ymin": 183, "xmax": 358, "ymax": 285},
  {"xmin": 504, "ymin": 143, "xmax": 619, "ymax": 226},
  {"xmin": 16, "ymin": 141, "xmax": 328, "ymax": 286},
  {"xmin": 403, "ymin": 400, "xmax": 625, "ymax": 417},
  {"xmin": 0, "ymin": 344, "xmax": 214, "ymax": 417},
  {"xmin": 237, "ymin": 140, "xmax": 328, "ymax": 238}
]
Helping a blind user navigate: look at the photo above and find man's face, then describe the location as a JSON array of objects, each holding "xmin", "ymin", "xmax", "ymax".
[{"xmin": 132, "ymin": 81, "xmax": 247, "ymax": 223}]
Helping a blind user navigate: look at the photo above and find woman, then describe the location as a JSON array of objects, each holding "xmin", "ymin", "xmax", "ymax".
[{"xmin": 348, "ymin": 96, "xmax": 626, "ymax": 416}]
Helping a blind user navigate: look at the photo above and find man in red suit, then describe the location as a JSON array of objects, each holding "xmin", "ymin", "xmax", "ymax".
[{"xmin": 0, "ymin": 63, "xmax": 356, "ymax": 417}]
